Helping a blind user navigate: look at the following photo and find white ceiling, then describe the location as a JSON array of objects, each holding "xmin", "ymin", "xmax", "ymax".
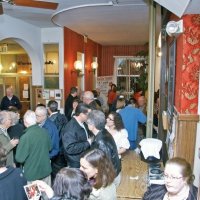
[{"xmin": 1, "ymin": 0, "xmax": 200, "ymax": 45}]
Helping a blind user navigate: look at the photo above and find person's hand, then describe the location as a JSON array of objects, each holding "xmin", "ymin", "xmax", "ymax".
[
  {"xmin": 33, "ymin": 180, "xmax": 54, "ymax": 199},
  {"xmin": 10, "ymin": 138, "xmax": 19, "ymax": 147}
]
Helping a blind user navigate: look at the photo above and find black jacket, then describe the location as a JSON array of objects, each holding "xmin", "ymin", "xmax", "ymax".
[
  {"xmin": 64, "ymin": 94, "xmax": 78, "ymax": 120},
  {"xmin": 0, "ymin": 95, "xmax": 22, "ymax": 110},
  {"xmin": 142, "ymin": 184, "xmax": 198, "ymax": 200},
  {"xmin": 49, "ymin": 112, "xmax": 68, "ymax": 138},
  {"xmin": 62, "ymin": 117, "xmax": 90, "ymax": 168},
  {"xmin": 91, "ymin": 128, "xmax": 121, "ymax": 177}
]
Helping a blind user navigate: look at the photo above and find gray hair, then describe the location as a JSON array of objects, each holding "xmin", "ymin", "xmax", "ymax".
[
  {"xmin": 0, "ymin": 111, "xmax": 10, "ymax": 125},
  {"xmin": 87, "ymin": 110, "xmax": 105, "ymax": 130},
  {"xmin": 24, "ymin": 110, "xmax": 37, "ymax": 126},
  {"xmin": 35, "ymin": 106, "xmax": 47, "ymax": 116},
  {"xmin": 9, "ymin": 111, "xmax": 19, "ymax": 125},
  {"xmin": 83, "ymin": 91, "xmax": 94, "ymax": 100}
]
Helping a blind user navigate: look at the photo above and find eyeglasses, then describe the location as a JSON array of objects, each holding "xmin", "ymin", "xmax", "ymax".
[
  {"xmin": 164, "ymin": 173, "xmax": 183, "ymax": 180},
  {"xmin": 107, "ymin": 117, "xmax": 114, "ymax": 121}
]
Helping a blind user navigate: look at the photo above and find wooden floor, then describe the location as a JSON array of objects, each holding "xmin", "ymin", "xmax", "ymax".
[{"xmin": 117, "ymin": 150, "xmax": 148, "ymax": 199}]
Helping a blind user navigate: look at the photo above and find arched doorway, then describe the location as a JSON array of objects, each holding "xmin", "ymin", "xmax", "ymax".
[{"xmin": 0, "ymin": 38, "xmax": 35, "ymax": 115}]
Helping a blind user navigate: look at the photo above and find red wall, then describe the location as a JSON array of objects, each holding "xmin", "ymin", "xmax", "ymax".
[
  {"xmin": 100, "ymin": 45, "xmax": 148, "ymax": 76},
  {"xmin": 174, "ymin": 14, "xmax": 200, "ymax": 114},
  {"xmin": 64, "ymin": 27, "xmax": 148, "ymax": 97},
  {"xmin": 64, "ymin": 27, "xmax": 100, "ymax": 97}
]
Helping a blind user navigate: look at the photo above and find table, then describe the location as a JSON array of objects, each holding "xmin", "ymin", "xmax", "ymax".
[{"xmin": 117, "ymin": 150, "xmax": 148, "ymax": 199}]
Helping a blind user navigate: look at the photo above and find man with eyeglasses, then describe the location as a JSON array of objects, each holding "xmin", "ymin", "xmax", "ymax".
[
  {"xmin": 62, "ymin": 103, "xmax": 92, "ymax": 168},
  {"xmin": 35, "ymin": 106, "xmax": 59, "ymax": 160}
]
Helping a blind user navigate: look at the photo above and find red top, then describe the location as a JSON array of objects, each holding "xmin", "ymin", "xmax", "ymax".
[{"xmin": 107, "ymin": 91, "xmax": 117, "ymax": 104}]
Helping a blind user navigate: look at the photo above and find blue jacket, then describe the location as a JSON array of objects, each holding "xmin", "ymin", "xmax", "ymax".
[
  {"xmin": 42, "ymin": 118, "xmax": 59, "ymax": 158},
  {"xmin": 119, "ymin": 106, "xmax": 146, "ymax": 141}
]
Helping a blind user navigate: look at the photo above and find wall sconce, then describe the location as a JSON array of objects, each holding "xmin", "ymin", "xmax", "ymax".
[
  {"xmin": 71, "ymin": 60, "xmax": 83, "ymax": 76},
  {"xmin": 89, "ymin": 61, "xmax": 98, "ymax": 74},
  {"xmin": 45, "ymin": 60, "xmax": 55, "ymax": 65},
  {"xmin": 166, "ymin": 20, "xmax": 183, "ymax": 37}
]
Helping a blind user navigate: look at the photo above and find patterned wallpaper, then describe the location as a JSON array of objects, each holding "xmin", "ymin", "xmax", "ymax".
[{"xmin": 179, "ymin": 15, "xmax": 200, "ymax": 114}]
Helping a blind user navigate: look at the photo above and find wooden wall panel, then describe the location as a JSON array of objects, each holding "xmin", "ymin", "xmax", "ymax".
[{"xmin": 173, "ymin": 112, "xmax": 199, "ymax": 168}]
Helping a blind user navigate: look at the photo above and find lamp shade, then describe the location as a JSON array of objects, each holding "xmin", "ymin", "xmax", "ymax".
[
  {"xmin": 91, "ymin": 61, "xmax": 98, "ymax": 70},
  {"xmin": 74, "ymin": 60, "xmax": 82, "ymax": 71}
]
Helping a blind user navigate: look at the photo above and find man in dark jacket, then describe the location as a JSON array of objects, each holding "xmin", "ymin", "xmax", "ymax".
[
  {"xmin": 0, "ymin": 86, "xmax": 22, "ymax": 111},
  {"xmin": 62, "ymin": 103, "xmax": 92, "ymax": 168},
  {"xmin": 64, "ymin": 87, "xmax": 78, "ymax": 120},
  {"xmin": 47, "ymin": 100, "xmax": 68, "ymax": 181},
  {"xmin": 87, "ymin": 110, "xmax": 121, "ymax": 187}
]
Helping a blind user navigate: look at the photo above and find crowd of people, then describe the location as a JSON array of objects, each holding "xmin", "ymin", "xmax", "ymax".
[{"xmin": 0, "ymin": 85, "xmax": 198, "ymax": 200}]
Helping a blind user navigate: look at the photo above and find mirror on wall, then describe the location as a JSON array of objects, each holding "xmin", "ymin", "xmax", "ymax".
[{"xmin": 43, "ymin": 43, "xmax": 59, "ymax": 89}]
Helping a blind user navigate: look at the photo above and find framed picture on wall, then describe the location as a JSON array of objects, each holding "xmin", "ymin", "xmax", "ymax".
[{"xmin": 167, "ymin": 40, "xmax": 176, "ymax": 129}]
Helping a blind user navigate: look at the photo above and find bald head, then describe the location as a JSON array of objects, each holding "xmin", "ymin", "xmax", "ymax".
[{"xmin": 82, "ymin": 91, "xmax": 94, "ymax": 104}]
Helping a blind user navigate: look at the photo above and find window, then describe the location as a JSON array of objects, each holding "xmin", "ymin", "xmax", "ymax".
[{"xmin": 115, "ymin": 56, "xmax": 148, "ymax": 99}]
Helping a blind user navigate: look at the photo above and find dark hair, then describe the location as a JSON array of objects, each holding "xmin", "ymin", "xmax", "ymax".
[
  {"xmin": 128, "ymin": 97, "xmax": 136, "ymax": 105},
  {"xmin": 53, "ymin": 168, "xmax": 92, "ymax": 200},
  {"xmin": 111, "ymin": 84, "xmax": 117, "ymax": 92},
  {"xmin": 48, "ymin": 100, "xmax": 58, "ymax": 112},
  {"xmin": 0, "ymin": 143, "xmax": 7, "ymax": 167},
  {"xmin": 36, "ymin": 103, "xmax": 46, "ymax": 108},
  {"xmin": 116, "ymin": 98, "xmax": 125, "ymax": 110},
  {"xmin": 92, "ymin": 90, "xmax": 98, "ymax": 98},
  {"xmin": 74, "ymin": 103, "xmax": 91, "ymax": 116},
  {"xmin": 82, "ymin": 148, "xmax": 115, "ymax": 189},
  {"xmin": 87, "ymin": 110, "xmax": 105, "ymax": 130},
  {"xmin": 108, "ymin": 112, "xmax": 124, "ymax": 131},
  {"xmin": 70, "ymin": 87, "xmax": 78, "ymax": 94},
  {"xmin": 166, "ymin": 157, "xmax": 195, "ymax": 184},
  {"xmin": 73, "ymin": 98, "xmax": 82, "ymax": 104}
]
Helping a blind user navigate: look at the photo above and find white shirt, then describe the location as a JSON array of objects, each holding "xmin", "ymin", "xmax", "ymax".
[{"xmin": 107, "ymin": 127, "xmax": 130, "ymax": 159}]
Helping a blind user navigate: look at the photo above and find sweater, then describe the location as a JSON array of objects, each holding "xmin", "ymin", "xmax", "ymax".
[{"xmin": 15, "ymin": 124, "xmax": 52, "ymax": 181}]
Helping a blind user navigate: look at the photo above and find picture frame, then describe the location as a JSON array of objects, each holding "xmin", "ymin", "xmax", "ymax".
[{"xmin": 24, "ymin": 183, "xmax": 41, "ymax": 200}]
